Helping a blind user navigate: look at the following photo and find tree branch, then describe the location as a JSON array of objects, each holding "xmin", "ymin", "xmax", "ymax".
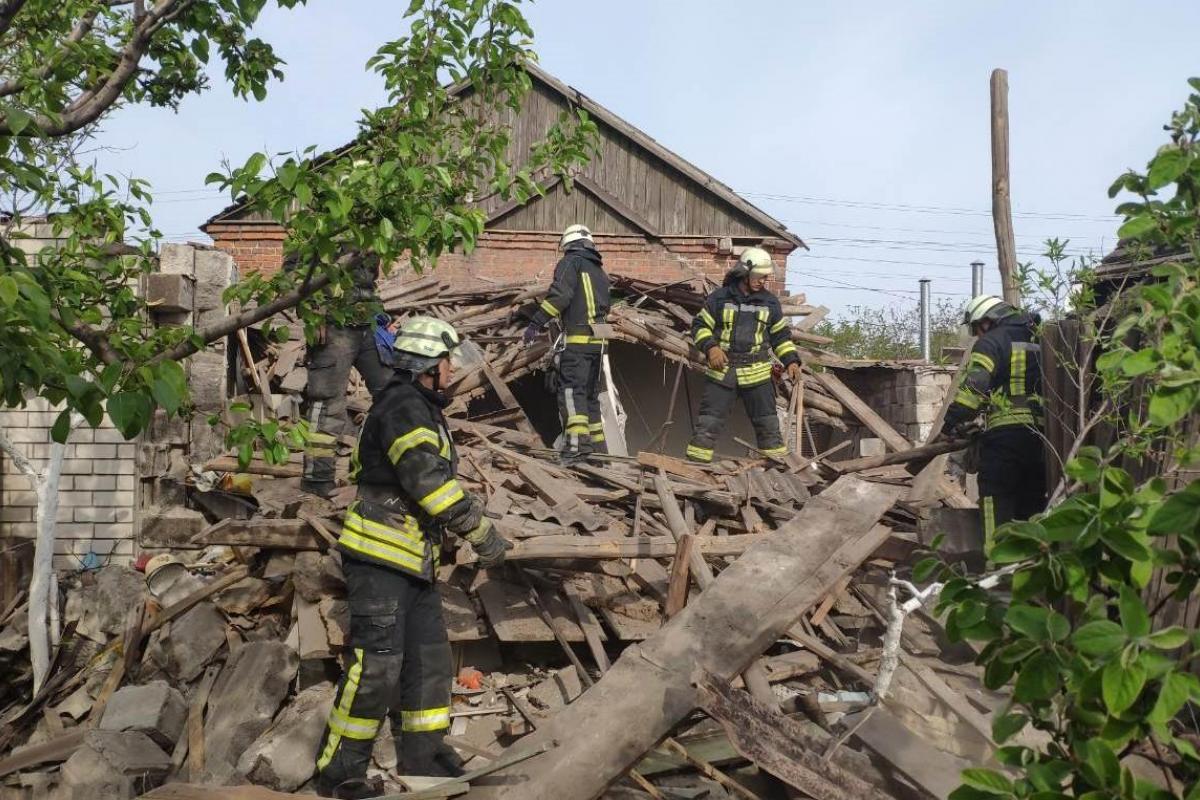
[
  {"xmin": 0, "ymin": 0, "xmax": 189, "ymax": 136},
  {"xmin": 53, "ymin": 310, "xmax": 122, "ymax": 366},
  {"xmin": 0, "ymin": 0, "xmax": 29, "ymax": 37},
  {"xmin": 151, "ymin": 271, "xmax": 331, "ymax": 364},
  {"xmin": 0, "ymin": 425, "xmax": 40, "ymax": 481},
  {"xmin": 0, "ymin": 9, "xmax": 99, "ymax": 97}
]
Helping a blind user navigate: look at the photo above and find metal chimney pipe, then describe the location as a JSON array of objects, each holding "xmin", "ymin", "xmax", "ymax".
[
  {"xmin": 970, "ymin": 260, "xmax": 985, "ymax": 297},
  {"xmin": 919, "ymin": 279, "xmax": 932, "ymax": 362}
]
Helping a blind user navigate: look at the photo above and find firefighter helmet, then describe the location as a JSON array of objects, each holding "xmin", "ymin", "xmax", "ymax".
[
  {"xmin": 393, "ymin": 317, "xmax": 461, "ymax": 373},
  {"xmin": 737, "ymin": 246, "xmax": 775, "ymax": 276},
  {"xmin": 560, "ymin": 224, "xmax": 593, "ymax": 249},
  {"xmin": 962, "ymin": 295, "xmax": 1010, "ymax": 326}
]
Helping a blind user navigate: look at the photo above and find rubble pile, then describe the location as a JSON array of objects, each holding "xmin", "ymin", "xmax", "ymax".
[{"xmin": 0, "ymin": 276, "xmax": 998, "ymax": 800}]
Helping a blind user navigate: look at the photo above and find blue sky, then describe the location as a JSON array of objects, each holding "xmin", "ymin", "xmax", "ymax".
[{"xmin": 93, "ymin": 0, "xmax": 1200, "ymax": 313}]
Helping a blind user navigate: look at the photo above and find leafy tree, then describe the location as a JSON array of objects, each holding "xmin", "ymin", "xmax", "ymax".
[
  {"xmin": 919, "ymin": 78, "xmax": 1200, "ymax": 800},
  {"xmin": 813, "ymin": 298, "xmax": 962, "ymax": 362},
  {"xmin": 0, "ymin": 0, "xmax": 597, "ymax": 443}
]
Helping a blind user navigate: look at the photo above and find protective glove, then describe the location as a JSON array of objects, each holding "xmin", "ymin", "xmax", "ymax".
[
  {"xmin": 706, "ymin": 346, "xmax": 728, "ymax": 371},
  {"xmin": 466, "ymin": 519, "xmax": 513, "ymax": 568},
  {"xmin": 522, "ymin": 323, "xmax": 541, "ymax": 346}
]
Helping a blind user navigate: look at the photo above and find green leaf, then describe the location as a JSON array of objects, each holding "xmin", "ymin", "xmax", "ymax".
[
  {"xmin": 960, "ymin": 768, "xmax": 1013, "ymax": 795},
  {"xmin": 1119, "ymin": 585, "xmax": 1151, "ymax": 638},
  {"xmin": 106, "ymin": 392, "xmax": 151, "ymax": 439},
  {"xmin": 1117, "ymin": 214, "xmax": 1158, "ymax": 240},
  {"xmin": 1102, "ymin": 659, "xmax": 1146, "ymax": 714},
  {"xmin": 1149, "ymin": 671, "xmax": 1192, "ymax": 723},
  {"xmin": 1013, "ymin": 652, "xmax": 1060, "ymax": 702},
  {"xmin": 1120, "ymin": 347, "xmax": 1161, "ymax": 377},
  {"xmin": 1148, "ymin": 484, "xmax": 1200, "ymax": 536},
  {"xmin": 1100, "ymin": 526, "xmax": 1152, "ymax": 563},
  {"xmin": 4, "ymin": 105, "xmax": 33, "ymax": 135},
  {"xmin": 1076, "ymin": 738, "xmax": 1120, "ymax": 789},
  {"xmin": 0, "ymin": 274, "xmax": 17, "ymax": 306},
  {"xmin": 50, "ymin": 410, "xmax": 72, "ymax": 444},
  {"xmin": 1147, "ymin": 145, "xmax": 1191, "ymax": 190},
  {"xmin": 991, "ymin": 711, "xmax": 1028, "ymax": 744},
  {"xmin": 1073, "ymin": 620, "xmax": 1126, "ymax": 657},
  {"xmin": 1148, "ymin": 384, "xmax": 1200, "ymax": 428},
  {"xmin": 1146, "ymin": 626, "xmax": 1189, "ymax": 650},
  {"xmin": 1005, "ymin": 604, "xmax": 1052, "ymax": 641},
  {"xmin": 989, "ymin": 537, "xmax": 1040, "ymax": 564}
]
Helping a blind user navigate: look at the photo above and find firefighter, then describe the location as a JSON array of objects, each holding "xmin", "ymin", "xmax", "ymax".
[
  {"xmin": 300, "ymin": 252, "xmax": 393, "ymax": 498},
  {"xmin": 315, "ymin": 317, "xmax": 512, "ymax": 799},
  {"xmin": 943, "ymin": 294, "xmax": 1047, "ymax": 551},
  {"xmin": 523, "ymin": 223, "xmax": 612, "ymax": 462},
  {"xmin": 686, "ymin": 247, "xmax": 800, "ymax": 463}
]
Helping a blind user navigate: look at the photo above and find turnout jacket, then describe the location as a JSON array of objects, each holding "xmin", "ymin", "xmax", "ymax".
[
  {"xmin": 530, "ymin": 242, "xmax": 611, "ymax": 346},
  {"xmin": 945, "ymin": 313, "xmax": 1043, "ymax": 433},
  {"xmin": 338, "ymin": 374, "xmax": 484, "ymax": 581},
  {"xmin": 691, "ymin": 276, "xmax": 799, "ymax": 387}
]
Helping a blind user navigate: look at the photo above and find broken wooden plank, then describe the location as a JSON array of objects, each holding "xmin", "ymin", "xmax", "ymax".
[
  {"xmin": 665, "ymin": 534, "xmax": 694, "ymax": 618},
  {"xmin": 815, "ymin": 371, "xmax": 910, "ymax": 452},
  {"xmin": 696, "ymin": 674, "xmax": 894, "ymax": 800},
  {"xmin": 475, "ymin": 577, "xmax": 587, "ymax": 643},
  {"xmin": 636, "ymin": 451, "xmax": 716, "ymax": 487},
  {"xmin": 456, "ymin": 534, "xmax": 768, "ymax": 564},
  {"xmin": 0, "ymin": 729, "xmax": 86, "ymax": 779},
  {"xmin": 141, "ymin": 565, "xmax": 252, "ymax": 637},
  {"xmin": 830, "ymin": 437, "xmax": 968, "ymax": 474},
  {"xmin": 480, "ymin": 363, "xmax": 536, "ymax": 435},
  {"xmin": 469, "ymin": 476, "xmax": 902, "ymax": 800},
  {"xmin": 191, "ymin": 518, "xmax": 323, "ymax": 550},
  {"xmin": 202, "ymin": 456, "xmax": 303, "ymax": 478},
  {"xmin": 843, "ymin": 705, "xmax": 973, "ymax": 800}
]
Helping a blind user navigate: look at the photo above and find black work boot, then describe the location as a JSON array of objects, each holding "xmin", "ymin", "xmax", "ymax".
[
  {"xmin": 301, "ymin": 479, "xmax": 335, "ymax": 499},
  {"xmin": 398, "ymin": 730, "xmax": 466, "ymax": 778},
  {"xmin": 315, "ymin": 774, "xmax": 384, "ymax": 799}
]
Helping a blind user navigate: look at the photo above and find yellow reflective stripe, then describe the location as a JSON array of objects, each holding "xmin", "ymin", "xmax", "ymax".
[
  {"xmin": 565, "ymin": 335, "xmax": 605, "ymax": 345},
  {"xmin": 705, "ymin": 368, "xmax": 728, "ymax": 382},
  {"xmin": 988, "ymin": 408, "xmax": 1037, "ymax": 428},
  {"xmin": 328, "ymin": 708, "xmax": 380, "ymax": 740},
  {"xmin": 317, "ymin": 649, "xmax": 367, "ymax": 770},
  {"xmin": 540, "ymin": 299, "xmax": 560, "ymax": 318},
  {"xmin": 769, "ymin": 318, "xmax": 789, "ymax": 334},
  {"xmin": 418, "ymin": 480, "xmax": 465, "ymax": 516},
  {"xmin": 694, "ymin": 328, "xmax": 715, "ymax": 346},
  {"xmin": 344, "ymin": 510, "xmax": 424, "ymax": 552},
  {"xmin": 954, "ymin": 388, "xmax": 983, "ymax": 410},
  {"xmin": 588, "ymin": 422, "xmax": 604, "ymax": 431},
  {"xmin": 698, "ymin": 309, "xmax": 716, "ymax": 328},
  {"xmin": 591, "ymin": 433, "xmax": 606, "ymax": 442},
  {"xmin": 686, "ymin": 444, "xmax": 714, "ymax": 463},
  {"xmin": 1010, "ymin": 349, "xmax": 1026, "ymax": 397},
  {"xmin": 754, "ymin": 308, "xmax": 767, "ymax": 349},
  {"xmin": 338, "ymin": 530, "xmax": 427, "ymax": 573},
  {"xmin": 761, "ymin": 446, "xmax": 789, "ymax": 457},
  {"xmin": 969, "ymin": 352, "xmax": 996, "ymax": 374},
  {"xmin": 774, "ymin": 341, "xmax": 798, "ymax": 358},
  {"xmin": 387, "ymin": 427, "xmax": 440, "ymax": 464},
  {"xmin": 401, "ymin": 706, "xmax": 451, "ymax": 732},
  {"xmin": 581, "ymin": 272, "xmax": 596, "ymax": 323},
  {"xmin": 735, "ymin": 362, "xmax": 773, "ymax": 385},
  {"xmin": 720, "ymin": 306, "xmax": 735, "ymax": 348},
  {"xmin": 982, "ymin": 497, "xmax": 996, "ymax": 556}
]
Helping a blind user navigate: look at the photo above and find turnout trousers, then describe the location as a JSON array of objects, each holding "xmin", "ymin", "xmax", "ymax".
[
  {"xmin": 302, "ymin": 325, "xmax": 392, "ymax": 493},
  {"xmin": 977, "ymin": 425, "xmax": 1047, "ymax": 552},
  {"xmin": 557, "ymin": 345, "xmax": 606, "ymax": 456},
  {"xmin": 686, "ymin": 378, "xmax": 784, "ymax": 463},
  {"xmin": 315, "ymin": 557, "xmax": 453, "ymax": 788}
]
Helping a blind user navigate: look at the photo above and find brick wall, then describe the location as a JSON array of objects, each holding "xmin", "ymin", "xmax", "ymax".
[
  {"xmin": 832, "ymin": 364, "xmax": 956, "ymax": 447},
  {"xmin": 0, "ymin": 399, "xmax": 138, "ymax": 570},
  {"xmin": 206, "ymin": 223, "xmax": 791, "ymax": 293}
]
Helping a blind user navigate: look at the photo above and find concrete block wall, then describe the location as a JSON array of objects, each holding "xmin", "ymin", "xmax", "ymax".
[
  {"xmin": 0, "ymin": 400, "xmax": 138, "ymax": 570},
  {"xmin": 833, "ymin": 365, "xmax": 956, "ymax": 446}
]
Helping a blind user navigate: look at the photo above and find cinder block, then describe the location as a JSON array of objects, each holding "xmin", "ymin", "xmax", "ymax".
[
  {"xmin": 93, "ymin": 459, "xmax": 135, "ymax": 475},
  {"xmin": 96, "ymin": 427, "xmax": 130, "ymax": 444},
  {"xmin": 0, "ymin": 507, "xmax": 32, "ymax": 522},
  {"xmin": 94, "ymin": 522, "xmax": 134, "ymax": 540},
  {"xmin": 116, "ymin": 475, "xmax": 136, "ymax": 491},
  {"xmin": 99, "ymin": 682, "xmax": 187, "ymax": 749},
  {"xmin": 75, "ymin": 475, "xmax": 117, "ymax": 491},
  {"xmin": 193, "ymin": 249, "xmax": 235, "ymax": 311},
  {"xmin": 63, "ymin": 459, "xmax": 93, "ymax": 475},
  {"xmin": 146, "ymin": 272, "xmax": 196, "ymax": 315},
  {"xmin": 93, "ymin": 490, "xmax": 135, "ymax": 508},
  {"xmin": 159, "ymin": 243, "xmax": 195, "ymax": 276},
  {"xmin": 76, "ymin": 507, "xmax": 117, "ymax": 523},
  {"xmin": 73, "ymin": 443, "xmax": 117, "ymax": 460},
  {"xmin": 58, "ymin": 491, "xmax": 94, "ymax": 507}
]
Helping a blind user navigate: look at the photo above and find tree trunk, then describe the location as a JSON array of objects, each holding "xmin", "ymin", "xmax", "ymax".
[
  {"xmin": 28, "ymin": 431, "xmax": 68, "ymax": 693},
  {"xmin": 469, "ymin": 476, "xmax": 901, "ymax": 800}
]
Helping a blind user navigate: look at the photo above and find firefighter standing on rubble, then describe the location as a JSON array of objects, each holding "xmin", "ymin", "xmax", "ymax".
[
  {"xmin": 523, "ymin": 223, "xmax": 612, "ymax": 463},
  {"xmin": 299, "ymin": 252, "xmax": 395, "ymax": 498},
  {"xmin": 315, "ymin": 317, "xmax": 512, "ymax": 799},
  {"xmin": 943, "ymin": 294, "xmax": 1047, "ymax": 550},
  {"xmin": 685, "ymin": 247, "xmax": 800, "ymax": 464}
]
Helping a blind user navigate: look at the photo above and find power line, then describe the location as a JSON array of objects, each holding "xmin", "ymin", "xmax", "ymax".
[
  {"xmin": 776, "ymin": 215, "xmax": 1112, "ymax": 241},
  {"xmin": 743, "ymin": 190, "xmax": 1117, "ymax": 222}
]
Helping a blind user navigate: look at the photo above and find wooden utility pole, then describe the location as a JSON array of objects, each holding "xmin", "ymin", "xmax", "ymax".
[{"xmin": 990, "ymin": 68, "xmax": 1020, "ymax": 307}]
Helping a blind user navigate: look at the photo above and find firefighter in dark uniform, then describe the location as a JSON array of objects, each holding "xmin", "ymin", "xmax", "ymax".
[
  {"xmin": 943, "ymin": 294, "xmax": 1047, "ymax": 551},
  {"xmin": 300, "ymin": 252, "xmax": 393, "ymax": 498},
  {"xmin": 523, "ymin": 224, "xmax": 612, "ymax": 462},
  {"xmin": 686, "ymin": 247, "xmax": 800, "ymax": 463},
  {"xmin": 315, "ymin": 317, "xmax": 512, "ymax": 799}
]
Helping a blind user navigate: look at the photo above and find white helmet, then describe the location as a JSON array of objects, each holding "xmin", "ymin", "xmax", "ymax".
[
  {"xmin": 962, "ymin": 295, "xmax": 1009, "ymax": 326},
  {"xmin": 736, "ymin": 246, "xmax": 775, "ymax": 277},
  {"xmin": 560, "ymin": 223, "xmax": 593, "ymax": 249}
]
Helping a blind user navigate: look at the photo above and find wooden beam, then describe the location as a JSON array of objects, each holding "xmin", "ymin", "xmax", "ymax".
[
  {"xmin": 480, "ymin": 364, "xmax": 535, "ymax": 435},
  {"xmin": 815, "ymin": 372, "xmax": 909, "ymax": 452},
  {"xmin": 469, "ymin": 477, "xmax": 901, "ymax": 800},
  {"xmin": 664, "ymin": 534, "xmax": 694, "ymax": 618},
  {"xmin": 830, "ymin": 437, "xmax": 967, "ymax": 474},
  {"xmin": 191, "ymin": 518, "xmax": 323, "ymax": 550},
  {"xmin": 458, "ymin": 534, "xmax": 767, "ymax": 564},
  {"xmin": 571, "ymin": 174, "xmax": 663, "ymax": 240},
  {"xmin": 990, "ymin": 68, "xmax": 1021, "ymax": 307},
  {"xmin": 636, "ymin": 451, "xmax": 715, "ymax": 486}
]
